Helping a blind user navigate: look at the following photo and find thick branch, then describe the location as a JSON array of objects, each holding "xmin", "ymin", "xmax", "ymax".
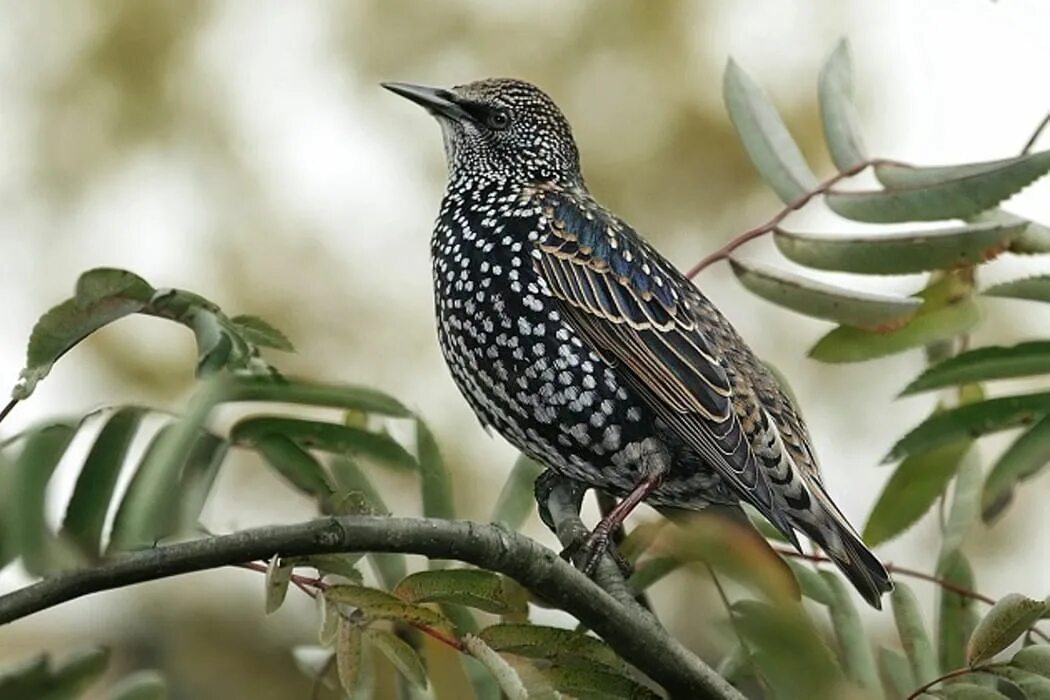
[{"xmin": 0, "ymin": 516, "xmax": 743, "ymax": 700}]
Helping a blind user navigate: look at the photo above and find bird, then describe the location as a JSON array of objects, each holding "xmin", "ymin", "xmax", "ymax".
[{"xmin": 383, "ymin": 77, "xmax": 893, "ymax": 608}]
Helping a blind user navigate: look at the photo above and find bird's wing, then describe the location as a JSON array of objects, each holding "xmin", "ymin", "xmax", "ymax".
[{"xmin": 531, "ymin": 192, "xmax": 792, "ymax": 534}]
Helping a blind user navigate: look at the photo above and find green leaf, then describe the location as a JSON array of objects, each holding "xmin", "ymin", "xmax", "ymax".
[
  {"xmin": 809, "ymin": 294, "xmax": 978, "ymax": 363},
  {"xmin": 335, "ymin": 618, "xmax": 363, "ymax": 697},
  {"xmin": 1012, "ymin": 644, "xmax": 1050, "ymax": 677},
  {"xmin": 785, "ymin": 559, "xmax": 832, "ymax": 605},
  {"xmin": 941, "ymin": 683, "xmax": 1010, "ymax": 699},
  {"xmin": 723, "ymin": 58, "xmax": 818, "ymax": 203},
  {"xmin": 490, "ymin": 454, "xmax": 544, "ymax": 530},
  {"xmin": 973, "ymin": 209, "xmax": 1050, "ymax": 255},
  {"xmin": 820, "ymin": 571, "xmax": 880, "ymax": 692},
  {"xmin": 627, "ymin": 557, "xmax": 680, "ymax": 595},
  {"xmin": 987, "ymin": 664, "xmax": 1050, "ymax": 696},
  {"xmin": 891, "ymin": 582, "xmax": 939, "ymax": 684},
  {"xmin": 902, "ymin": 342, "xmax": 1050, "ymax": 395},
  {"xmin": 939, "ymin": 449, "xmax": 983, "ymax": 562},
  {"xmin": 477, "ymin": 624, "xmax": 625, "ymax": 672},
  {"xmin": 730, "ymin": 258, "xmax": 921, "ymax": 328},
  {"xmin": 967, "ymin": 594, "xmax": 1049, "ymax": 665},
  {"xmin": 416, "ymin": 418, "xmax": 454, "ymax": 521},
  {"xmin": 877, "ymin": 646, "xmax": 915, "ymax": 700},
  {"xmin": 774, "ymin": 221, "xmax": 1023, "ymax": 276},
  {"xmin": 231, "ymin": 417, "xmax": 417, "ymax": 472},
  {"xmin": 540, "ymin": 663, "xmax": 660, "ymax": 700},
  {"xmin": 325, "ymin": 584, "xmax": 452, "ymax": 629},
  {"xmin": 189, "ymin": 311, "xmax": 233, "ymax": 377},
  {"xmin": 5, "ymin": 424, "xmax": 76, "ymax": 575},
  {"xmin": 394, "ymin": 570, "xmax": 528, "ymax": 616},
  {"xmin": 252, "ymin": 433, "xmax": 334, "ymax": 498},
  {"xmin": 827, "ymin": 150, "xmax": 1050, "ymax": 223},
  {"xmin": 327, "ymin": 457, "xmax": 406, "ymax": 589},
  {"xmin": 938, "ymin": 551, "xmax": 979, "ymax": 674},
  {"xmin": 109, "ymin": 378, "xmax": 228, "ymax": 551},
  {"xmin": 364, "ymin": 628, "xmax": 429, "ymax": 690},
  {"xmin": 884, "ymin": 392, "xmax": 1050, "ymax": 463},
  {"xmin": 228, "ymin": 314, "xmax": 295, "ymax": 352},
  {"xmin": 108, "ymin": 670, "xmax": 168, "ymax": 700},
  {"xmin": 984, "ymin": 274, "xmax": 1050, "ymax": 303},
  {"xmin": 61, "ymin": 408, "xmax": 144, "ymax": 558},
  {"xmin": 864, "ymin": 437, "xmax": 971, "ymax": 546},
  {"xmin": 174, "ymin": 432, "xmax": 227, "ymax": 532},
  {"xmin": 732, "ymin": 600, "xmax": 844, "ymax": 699},
  {"xmin": 225, "ymin": 377, "xmax": 412, "ymax": 417},
  {"xmin": 14, "ymin": 269, "xmax": 154, "ymax": 400},
  {"xmin": 265, "ymin": 554, "xmax": 293, "ymax": 615},
  {"xmin": 461, "ymin": 635, "xmax": 527, "ymax": 700},
  {"xmin": 818, "ymin": 39, "xmax": 867, "ymax": 172},
  {"xmin": 0, "ymin": 648, "xmax": 113, "ymax": 700}
]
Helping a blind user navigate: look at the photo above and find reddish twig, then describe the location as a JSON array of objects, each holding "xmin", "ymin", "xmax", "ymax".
[
  {"xmin": 236, "ymin": 561, "xmax": 465, "ymax": 651},
  {"xmin": 686, "ymin": 158, "xmax": 902, "ymax": 277},
  {"xmin": 905, "ymin": 665, "xmax": 990, "ymax": 700},
  {"xmin": 1021, "ymin": 111, "xmax": 1050, "ymax": 155},
  {"xmin": 774, "ymin": 547, "xmax": 1050, "ymax": 643}
]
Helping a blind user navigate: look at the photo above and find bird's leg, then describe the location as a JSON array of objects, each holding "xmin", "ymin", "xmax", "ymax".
[
  {"xmin": 572, "ymin": 439, "xmax": 670, "ymax": 577},
  {"xmin": 534, "ymin": 468, "xmax": 587, "ymax": 532}
]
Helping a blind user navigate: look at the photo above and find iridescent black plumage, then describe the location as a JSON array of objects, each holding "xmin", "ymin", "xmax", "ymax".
[{"xmin": 384, "ymin": 78, "xmax": 892, "ymax": 608}]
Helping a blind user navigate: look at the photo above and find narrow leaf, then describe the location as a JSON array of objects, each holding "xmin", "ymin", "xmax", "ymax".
[
  {"xmin": 325, "ymin": 584, "xmax": 452, "ymax": 629},
  {"xmin": 175, "ymin": 432, "xmax": 228, "ymax": 532},
  {"xmin": 394, "ymin": 570, "xmax": 527, "ymax": 616},
  {"xmin": 785, "ymin": 559, "xmax": 833, "ymax": 605},
  {"xmin": 730, "ymin": 258, "xmax": 921, "ymax": 328},
  {"xmin": 902, "ymin": 342, "xmax": 1050, "ymax": 395},
  {"xmin": 884, "ymin": 392, "xmax": 1050, "ymax": 463},
  {"xmin": 821, "ymin": 571, "xmax": 880, "ymax": 691},
  {"xmin": 938, "ymin": 551, "xmax": 979, "ymax": 673},
  {"xmin": 14, "ymin": 269, "xmax": 154, "ymax": 400},
  {"xmin": 541, "ymin": 663, "xmax": 661, "ymax": 700},
  {"xmin": 252, "ymin": 433, "xmax": 333, "ymax": 498},
  {"xmin": 1012, "ymin": 644, "xmax": 1050, "ymax": 677},
  {"xmin": 723, "ymin": 58, "xmax": 818, "ymax": 203},
  {"xmin": 939, "ymin": 449, "xmax": 983, "ymax": 562},
  {"xmin": 45, "ymin": 647, "xmax": 111, "ymax": 699},
  {"xmin": 984, "ymin": 274, "xmax": 1050, "ymax": 303},
  {"xmin": 319, "ymin": 597, "xmax": 340, "ymax": 646},
  {"xmin": 818, "ymin": 38, "xmax": 867, "ymax": 171},
  {"xmin": 490, "ymin": 454, "xmax": 544, "ymax": 530},
  {"xmin": 108, "ymin": 670, "xmax": 168, "ymax": 700},
  {"xmin": 863, "ymin": 438, "xmax": 971, "ymax": 546},
  {"xmin": 228, "ymin": 314, "xmax": 295, "ymax": 352},
  {"xmin": 941, "ymin": 683, "xmax": 1010, "ymax": 698},
  {"xmin": 973, "ymin": 209, "xmax": 1050, "ymax": 254},
  {"xmin": 967, "ymin": 593, "xmax": 1049, "ymax": 665},
  {"xmin": 265, "ymin": 554, "xmax": 293, "ymax": 615},
  {"xmin": 364, "ymin": 628, "xmax": 429, "ymax": 690},
  {"xmin": 232, "ymin": 416, "xmax": 417, "ymax": 472},
  {"xmin": 877, "ymin": 646, "xmax": 915, "ymax": 700},
  {"xmin": 478, "ymin": 624, "xmax": 625, "ymax": 671},
  {"xmin": 774, "ymin": 221, "xmax": 1023, "ymax": 276},
  {"xmin": 891, "ymin": 582, "xmax": 939, "ymax": 684},
  {"xmin": 827, "ymin": 150, "xmax": 1050, "ymax": 223},
  {"xmin": 226, "ymin": 377, "xmax": 412, "ymax": 417},
  {"xmin": 62, "ymin": 408, "xmax": 144, "ymax": 557},
  {"xmin": 987, "ymin": 665, "xmax": 1050, "ymax": 696},
  {"xmin": 416, "ymin": 418, "xmax": 454, "ymax": 520},
  {"xmin": 336, "ymin": 618, "xmax": 363, "ymax": 696}
]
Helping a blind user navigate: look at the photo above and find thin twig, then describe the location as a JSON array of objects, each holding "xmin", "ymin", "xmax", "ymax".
[
  {"xmin": 686, "ymin": 158, "xmax": 899, "ymax": 277},
  {"xmin": 774, "ymin": 547, "xmax": 1050, "ymax": 643},
  {"xmin": 705, "ymin": 564, "xmax": 768, "ymax": 695},
  {"xmin": 1021, "ymin": 111, "xmax": 1050, "ymax": 155},
  {"xmin": 0, "ymin": 398, "xmax": 17, "ymax": 427},
  {"xmin": 905, "ymin": 665, "xmax": 986, "ymax": 700}
]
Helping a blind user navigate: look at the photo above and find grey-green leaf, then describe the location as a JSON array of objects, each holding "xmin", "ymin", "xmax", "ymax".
[
  {"xmin": 225, "ymin": 377, "xmax": 412, "ymax": 417},
  {"xmin": 984, "ymin": 274, "xmax": 1050, "ymax": 303},
  {"xmin": 108, "ymin": 670, "xmax": 168, "ymax": 700},
  {"xmin": 265, "ymin": 555, "xmax": 293, "ymax": 615},
  {"xmin": 1012, "ymin": 644, "xmax": 1050, "ymax": 678},
  {"xmin": 877, "ymin": 647, "xmax": 915, "ymax": 700},
  {"xmin": 416, "ymin": 418, "xmax": 454, "ymax": 521},
  {"xmin": 229, "ymin": 314, "xmax": 295, "ymax": 352},
  {"xmin": 939, "ymin": 450, "xmax": 983, "ymax": 562},
  {"xmin": 902, "ymin": 341, "xmax": 1050, "ymax": 395},
  {"xmin": 774, "ymin": 221, "xmax": 1023, "ymax": 276},
  {"xmin": 723, "ymin": 58, "xmax": 818, "ymax": 203},
  {"xmin": 941, "ymin": 683, "xmax": 1010, "ymax": 699},
  {"xmin": 252, "ymin": 433, "xmax": 334, "ymax": 498},
  {"xmin": 818, "ymin": 39, "xmax": 867, "ymax": 171},
  {"xmin": 827, "ymin": 150, "xmax": 1050, "ymax": 223},
  {"xmin": 821, "ymin": 571, "xmax": 880, "ymax": 691},
  {"xmin": 730, "ymin": 258, "xmax": 920, "ymax": 328},
  {"xmin": 785, "ymin": 558, "xmax": 832, "ymax": 605},
  {"xmin": 967, "ymin": 594, "xmax": 1049, "ymax": 665},
  {"xmin": 364, "ymin": 627, "xmax": 429, "ymax": 690},
  {"xmin": 884, "ymin": 392, "xmax": 1050, "ymax": 463},
  {"xmin": 937, "ymin": 551, "xmax": 979, "ymax": 673},
  {"xmin": 863, "ymin": 438, "xmax": 972, "ymax": 547},
  {"xmin": 891, "ymin": 582, "xmax": 939, "ymax": 685},
  {"xmin": 394, "ymin": 570, "xmax": 528, "ymax": 616},
  {"xmin": 62, "ymin": 408, "xmax": 144, "ymax": 558},
  {"xmin": 490, "ymin": 454, "xmax": 544, "ymax": 530}
]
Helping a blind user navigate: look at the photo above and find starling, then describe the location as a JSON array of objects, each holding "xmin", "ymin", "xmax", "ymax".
[{"xmin": 384, "ymin": 78, "xmax": 892, "ymax": 608}]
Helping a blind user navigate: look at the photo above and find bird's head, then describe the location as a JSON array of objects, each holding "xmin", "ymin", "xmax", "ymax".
[{"xmin": 383, "ymin": 78, "xmax": 582, "ymax": 186}]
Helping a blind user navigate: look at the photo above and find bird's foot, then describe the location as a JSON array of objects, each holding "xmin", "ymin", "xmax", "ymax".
[{"xmin": 560, "ymin": 524, "xmax": 633, "ymax": 577}]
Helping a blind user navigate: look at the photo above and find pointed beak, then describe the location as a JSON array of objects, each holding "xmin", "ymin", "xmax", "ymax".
[{"xmin": 381, "ymin": 82, "xmax": 474, "ymax": 123}]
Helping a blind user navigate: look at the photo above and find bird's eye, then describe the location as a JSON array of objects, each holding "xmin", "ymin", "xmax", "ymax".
[{"xmin": 486, "ymin": 110, "xmax": 510, "ymax": 130}]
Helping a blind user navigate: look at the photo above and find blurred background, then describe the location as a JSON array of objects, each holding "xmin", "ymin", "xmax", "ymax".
[{"xmin": 1, "ymin": 0, "xmax": 1048, "ymax": 697}]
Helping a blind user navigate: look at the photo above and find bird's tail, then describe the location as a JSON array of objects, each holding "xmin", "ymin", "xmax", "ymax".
[{"xmin": 788, "ymin": 487, "xmax": 893, "ymax": 609}]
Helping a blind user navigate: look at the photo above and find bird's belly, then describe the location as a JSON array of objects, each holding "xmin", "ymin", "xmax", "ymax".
[{"xmin": 435, "ymin": 291, "xmax": 658, "ymax": 492}]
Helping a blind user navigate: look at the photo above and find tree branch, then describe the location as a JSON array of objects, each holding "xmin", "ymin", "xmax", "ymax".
[{"xmin": 0, "ymin": 515, "xmax": 744, "ymax": 700}]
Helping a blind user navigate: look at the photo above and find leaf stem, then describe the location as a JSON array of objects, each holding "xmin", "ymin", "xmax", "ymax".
[
  {"xmin": 904, "ymin": 665, "xmax": 984, "ymax": 700},
  {"xmin": 773, "ymin": 547, "xmax": 1050, "ymax": 643},
  {"xmin": 686, "ymin": 158, "xmax": 902, "ymax": 277},
  {"xmin": 1021, "ymin": 111, "xmax": 1050, "ymax": 155},
  {"xmin": 0, "ymin": 398, "xmax": 18, "ymax": 427}
]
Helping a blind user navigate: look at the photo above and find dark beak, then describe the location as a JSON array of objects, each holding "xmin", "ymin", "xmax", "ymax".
[{"xmin": 381, "ymin": 82, "xmax": 474, "ymax": 122}]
